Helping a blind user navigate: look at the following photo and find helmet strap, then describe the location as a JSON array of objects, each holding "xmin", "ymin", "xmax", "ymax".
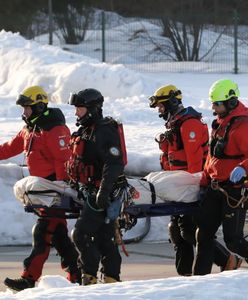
[
  {"xmin": 76, "ymin": 113, "xmax": 92, "ymax": 127},
  {"xmin": 22, "ymin": 114, "xmax": 38, "ymax": 128},
  {"xmin": 27, "ymin": 103, "xmax": 47, "ymax": 121},
  {"xmin": 161, "ymin": 111, "xmax": 171, "ymax": 123}
]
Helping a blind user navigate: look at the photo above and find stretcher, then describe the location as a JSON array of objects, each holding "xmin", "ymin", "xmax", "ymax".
[
  {"xmin": 22, "ymin": 193, "xmax": 200, "ymax": 245},
  {"xmin": 23, "ymin": 196, "xmax": 200, "ymax": 219},
  {"xmin": 14, "ymin": 172, "xmax": 201, "ymax": 244},
  {"xmin": 17, "ymin": 171, "xmax": 201, "ymax": 219},
  {"xmin": 124, "ymin": 201, "xmax": 200, "ymax": 218}
]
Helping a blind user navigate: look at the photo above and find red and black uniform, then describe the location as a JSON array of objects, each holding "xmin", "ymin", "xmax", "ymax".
[
  {"xmin": 159, "ymin": 106, "xmax": 230, "ymax": 275},
  {"xmin": 0, "ymin": 108, "xmax": 80, "ymax": 283},
  {"xmin": 194, "ymin": 101, "xmax": 248, "ymax": 275},
  {"xmin": 67, "ymin": 117, "xmax": 125, "ymax": 281},
  {"xmin": 159, "ymin": 106, "xmax": 208, "ymax": 172}
]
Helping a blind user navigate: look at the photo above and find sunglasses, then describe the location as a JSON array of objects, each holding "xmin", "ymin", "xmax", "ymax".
[
  {"xmin": 68, "ymin": 93, "xmax": 86, "ymax": 107},
  {"xmin": 149, "ymin": 95, "xmax": 169, "ymax": 108},
  {"xmin": 16, "ymin": 95, "xmax": 34, "ymax": 106},
  {"xmin": 212, "ymin": 101, "xmax": 224, "ymax": 106}
]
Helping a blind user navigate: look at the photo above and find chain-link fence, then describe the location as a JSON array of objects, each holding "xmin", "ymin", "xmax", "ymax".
[{"xmin": 33, "ymin": 10, "xmax": 248, "ymax": 73}]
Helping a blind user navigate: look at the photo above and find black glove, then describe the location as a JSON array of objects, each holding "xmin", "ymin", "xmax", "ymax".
[{"xmin": 96, "ymin": 189, "xmax": 110, "ymax": 209}]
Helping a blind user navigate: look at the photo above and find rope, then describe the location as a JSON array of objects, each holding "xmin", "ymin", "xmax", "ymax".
[
  {"xmin": 211, "ymin": 181, "xmax": 248, "ymax": 209},
  {"xmin": 114, "ymin": 219, "xmax": 129, "ymax": 257}
]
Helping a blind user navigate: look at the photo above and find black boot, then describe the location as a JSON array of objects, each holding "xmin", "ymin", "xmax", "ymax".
[{"xmin": 4, "ymin": 277, "xmax": 35, "ymax": 291}]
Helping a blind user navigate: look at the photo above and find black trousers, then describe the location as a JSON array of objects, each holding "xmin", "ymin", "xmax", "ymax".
[
  {"xmin": 169, "ymin": 214, "xmax": 230, "ymax": 276},
  {"xmin": 72, "ymin": 201, "xmax": 122, "ymax": 280},
  {"xmin": 193, "ymin": 185, "xmax": 247, "ymax": 275}
]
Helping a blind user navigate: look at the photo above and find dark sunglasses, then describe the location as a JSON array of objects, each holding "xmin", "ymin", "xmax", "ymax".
[
  {"xmin": 212, "ymin": 101, "xmax": 224, "ymax": 106},
  {"xmin": 149, "ymin": 95, "xmax": 168, "ymax": 108},
  {"xmin": 16, "ymin": 95, "xmax": 34, "ymax": 106},
  {"xmin": 68, "ymin": 93, "xmax": 85, "ymax": 107}
]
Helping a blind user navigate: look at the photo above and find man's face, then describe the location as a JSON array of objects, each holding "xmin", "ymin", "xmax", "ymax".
[
  {"xmin": 22, "ymin": 106, "xmax": 33, "ymax": 119},
  {"xmin": 157, "ymin": 102, "xmax": 165, "ymax": 115},
  {"xmin": 75, "ymin": 106, "xmax": 88, "ymax": 118},
  {"xmin": 212, "ymin": 101, "xmax": 227, "ymax": 117}
]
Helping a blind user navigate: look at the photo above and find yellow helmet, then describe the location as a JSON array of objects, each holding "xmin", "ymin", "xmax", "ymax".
[
  {"xmin": 209, "ymin": 79, "xmax": 240, "ymax": 103},
  {"xmin": 16, "ymin": 86, "xmax": 48, "ymax": 106},
  {"xmin": 149, "ymin": 85, "xmax": 182, "ymax": 108}
]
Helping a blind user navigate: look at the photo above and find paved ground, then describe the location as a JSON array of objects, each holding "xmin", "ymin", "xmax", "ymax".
[{"xmin": 0, "ymin": 242, "xmax": 175, "ymax": 292}]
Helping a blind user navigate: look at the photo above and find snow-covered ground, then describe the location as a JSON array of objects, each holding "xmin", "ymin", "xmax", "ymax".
[
  {"xmin": 0, "ymin": 29, "xmax": 248, "ymax": 298},
  {"xmin": 2, "ymin": 270, "xmax": 248, "ymax": 300}
]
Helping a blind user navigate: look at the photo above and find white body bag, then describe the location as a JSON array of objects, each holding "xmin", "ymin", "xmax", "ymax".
[{"xmin": 13, "ymin": 170, "xmax": 201, "ymax": 207}]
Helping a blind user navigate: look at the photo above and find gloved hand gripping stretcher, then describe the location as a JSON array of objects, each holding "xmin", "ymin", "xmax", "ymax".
[{"xmin": 13, "ymin": 170, "xmax": 202, "ymax": 222}]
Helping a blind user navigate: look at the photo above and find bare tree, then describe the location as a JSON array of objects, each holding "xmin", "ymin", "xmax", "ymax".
[
  {"xmin": 154, "ymin": 17, "xmax": 225, "ymax": 62},
  {"xmin": 53, "ymin": 2, "xmax": 94, "ymax": 44},
  {"xmin": 160, "ymin": 18, "xmax": 203, "ymax": 61}
]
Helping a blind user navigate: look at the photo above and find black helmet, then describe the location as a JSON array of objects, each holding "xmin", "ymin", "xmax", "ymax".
[
  {"xmin": 69, "ymin": 88, "xmax": 104, "ymax": 126},
  {"xmin": 69, "ymin": 88, "xmax": 104, "ymax": 107}
]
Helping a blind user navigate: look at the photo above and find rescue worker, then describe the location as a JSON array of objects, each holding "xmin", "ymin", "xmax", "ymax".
[
  {"xmin": 67, "ymin": 88, "xmax": 127, "ymax": 285},
  {"xmin": 3, "ymin": 86, "xmax": 80, "ymax": 291},
  {"xmin": 193, "ymin": 79, "xmax": 248, "ymax": 275},
  {"xmin": 149, "ymin": 84, "xmax": 242, "ymax": 276}
]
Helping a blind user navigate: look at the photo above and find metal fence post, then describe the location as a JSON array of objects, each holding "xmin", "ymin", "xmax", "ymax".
[
  {"xmin": 101, "ymin": 11, "xmax": 106, "ymax": 62},
  {"xmin": 48, "ymin": 0, "xmax": 53, "ymax": 45},
  {"xmin": 233, "ymin": 10, "xmax": 238, "ymax": 74}
]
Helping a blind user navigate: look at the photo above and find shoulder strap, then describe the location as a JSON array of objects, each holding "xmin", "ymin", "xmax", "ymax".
[
  {"xmin": 223, "ymin": 116, "xmax": 248, "ymax": 142},
  {"xmin": 174, "ymin": 114, "xmax": 202, "ymax": 150},
  {"xmin": 97, "ymin": 117, "xmax": 127, "ymax": 165},
  {"xmin": 98, "ymin": 116, "xmax": 118, "ymax": 127},
  {"xmin": 216, "ymin": 115, "xmax": 248, "ymax": 159}
]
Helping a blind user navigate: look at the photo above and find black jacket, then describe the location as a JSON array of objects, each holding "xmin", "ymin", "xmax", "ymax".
[{"xmin": 75, "ymin": 117, "xmax": 125, "ymax": 195}]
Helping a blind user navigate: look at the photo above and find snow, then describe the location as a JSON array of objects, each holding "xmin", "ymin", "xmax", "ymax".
[
  {"xmin": 1, "ymin": 271, "xmax": 248, "ymax": 299},
  {"xmin": 0, "ymin": 29, "xmax": 248, "ymax": 298}
]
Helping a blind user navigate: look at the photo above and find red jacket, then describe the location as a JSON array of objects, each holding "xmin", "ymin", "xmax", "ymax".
[
  {"xmin": 200, "ymin": 101, "xmax": 248, "ymax": 186},
  {"xmin": 0, "ymin": 108, "xmax": 71, "ymax": 180},
  {"xmin": 159, "ymin": 107, "xmax": 208, "ymax": 174}
]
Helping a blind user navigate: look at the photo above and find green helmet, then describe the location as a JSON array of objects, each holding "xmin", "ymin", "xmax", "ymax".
[{"xmin": 209, "ymin": 79, "xmax": 240, "ymax": 102}]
